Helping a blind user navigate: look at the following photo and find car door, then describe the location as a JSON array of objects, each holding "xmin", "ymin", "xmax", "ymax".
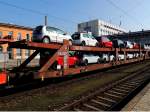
[
  {"xmin": 46, "ymin": 27, "xmax": 57, "ymax": 42},
  {"xmin": 88, "ymin": 34, "xmax": 97, "ymax": 46},
  {"xmin": 82, "ymin": 33, "xmax": 89, "ymax": 46},
  {"xmin": 56, "ymin": 29, "xmax": 65, "ymax": 43}
]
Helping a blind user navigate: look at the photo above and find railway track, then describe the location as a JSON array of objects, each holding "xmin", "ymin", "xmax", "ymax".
[{"xmin": 57, "ymin": 65, "xmax": 150, "ymax": 111}]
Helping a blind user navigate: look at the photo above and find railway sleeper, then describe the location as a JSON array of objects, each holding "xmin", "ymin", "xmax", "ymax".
[
  {"xmin": 97, "ymin": 96, "xmax": 117, "ymax": 104},
  {"xmin": 107, "ymin": 90, "xmax": 127, "ymax": 96},
  {"xmin": 91, "ymin": 99, "xmax": 111, "ymax": 108},
  {"xmin": 82, "ymin": 103, "xmax": 101, "ymax": 111},
  {"xmin": 116, "ymin": 86, "xmax": 133, "ymax": 91},
  {"xmin": 120, "ymin": 84, "xmax": 135, "ymax": 88},
  {"xmin": 123, "ymin": 82, "xmax": 140, "ymax": 86},
  {"xmin": 112, "ymin": 88, "xmax": 130, "ymax": 93},
  {"xmin": 96, "ymin": 96, "xmax": 115, "ymax": 105},
  {"xmin": 85, "ymin": 100, "xmax": 107, "ymax": 110},
  {"xmin": 104, "ymin": 93, "xmax": 123, "ymax": 100}
]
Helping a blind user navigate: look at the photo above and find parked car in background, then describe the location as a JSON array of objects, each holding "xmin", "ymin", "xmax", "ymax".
[
  {"xmin": 132, "ymin": 42, "xmax": 140, "ymax": 49},
  {"xmin": 72, "ymin": 32, "xmax": 99, "ymax": 46},
  {"xmin": 112, "ymin": 39, "xmax": 125, "ymax": 48},
  {"xmin": 32, "ymin": 25, "xmax": 72, "ymax": 44},
  {"xmin": 124, "ymin": 41, "xmax": 133, "ymax": 49},
  {"xmin": 80, "ymin": 54, "xmax": 101, "ymax": 65},
  {"xmin": 96, "ymin": 36, "xmax": 113, "ymax": 48}
]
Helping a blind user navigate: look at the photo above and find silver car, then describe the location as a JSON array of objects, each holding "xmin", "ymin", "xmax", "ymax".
[{"xmin": 32, "ymin": 25, "xmax": 72, "ymax": 44}]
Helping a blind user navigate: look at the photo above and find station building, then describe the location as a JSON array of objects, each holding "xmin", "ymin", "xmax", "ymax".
[
  {"xmin": 111, "ymin": 30, "xmax": 150, "ymax": 45},
  {"xmin": 0, "ymin": 23, "xmax": 34, "ymax": 61},
  {"xmin": 78, "ymin": 19, "xmax": 126, "ymax": 36}
]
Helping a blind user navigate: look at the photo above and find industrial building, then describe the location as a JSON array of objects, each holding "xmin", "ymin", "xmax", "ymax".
[
  {"xmin": 78, "ymin": 19, "xmax": 126, "ymax": 36},
  {"xmin": 0, "ymin": 23, "xmax": 33, "ymax": 61}
]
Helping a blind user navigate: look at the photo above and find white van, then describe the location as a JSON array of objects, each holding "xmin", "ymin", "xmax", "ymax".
[{"xmin": 72, "ymin": 32, "xmax": 99, "ymax": 46}]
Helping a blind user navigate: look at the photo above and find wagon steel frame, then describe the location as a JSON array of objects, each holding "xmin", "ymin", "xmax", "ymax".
[{"xmin": 5, "ymin": 39, "xmax": 150, "ymax": 81}]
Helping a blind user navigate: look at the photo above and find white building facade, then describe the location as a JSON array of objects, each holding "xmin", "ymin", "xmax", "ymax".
[{"xmin": 78, "ymin": 19, "xmax": 126, "ymax": 36}]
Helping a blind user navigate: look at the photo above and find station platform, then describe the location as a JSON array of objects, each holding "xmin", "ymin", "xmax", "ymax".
[{"xmin": 122, "ymin": 82, "xmax": 150, "ymax": 111}]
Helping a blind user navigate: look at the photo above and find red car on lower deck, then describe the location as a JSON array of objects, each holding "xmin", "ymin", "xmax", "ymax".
[
  {"xmin": 133, "ymin": 42, "xmax": 140, "ymax": 49},
  {"xmin": 96, "ymin": 36, "xmax": 113, "ymax": 48},
  {"xmin": 57, "ymin": 53, "xmax": 79, "ymax": 67},
  {"xmin": 40, "ymin": 51, "xmax": 79, "ymax": 69}
]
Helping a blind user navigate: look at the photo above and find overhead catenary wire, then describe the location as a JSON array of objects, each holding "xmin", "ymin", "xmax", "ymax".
[
  {"xmin": 105, "ymin": 0, "xmax": 143, "ymax": 29},
  {"xmin": 0, "ymin": 0, "xmax": 77, "ymax": 24}
]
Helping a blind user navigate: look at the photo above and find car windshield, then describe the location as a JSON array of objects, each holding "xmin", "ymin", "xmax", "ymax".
[
  {"xmin": 102, "ymin": 37, "xmax": 110, "ymax": 42},
  {"xmin": 33, "ymin": 26, "xmax": 43, "ymax": 34}
]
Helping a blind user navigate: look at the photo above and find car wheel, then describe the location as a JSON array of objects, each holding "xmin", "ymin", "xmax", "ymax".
[
  {"xmin": 74, "ymin": 60, "xmax": 79, "ymax": 68},
  {"xmin": 84, "ymin": 59, "xmax": 88, "ymax": 66},
  {"xmin": 103, "ymin": 58, "xmax": 107, "ymax": 63},
  {"xmin": 96, "ymin": 43, "xmax": 99, "ymax": 47},
  {"xmin": 97, "ymin": 58, "xmax": 101, "ymax": 64},
  {"xmin": 52, "ymin": 61, "xmax": 58, "ymax": 70},
  {"xmin": 43, "ymin": 36, "xmax": 50, "ymax": 43},
  {"xmin": 81, "ymin": 41, "xmax": 86, "ymax": 46}
]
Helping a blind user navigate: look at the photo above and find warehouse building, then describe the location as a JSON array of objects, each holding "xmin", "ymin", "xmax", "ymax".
[
  {"xmin": 78, "ymin": 19, "xmax": 126, "ymax": 36},
  {"xmin": 0, "ymin": 23, "xmax": 34, "ymax": 61}
]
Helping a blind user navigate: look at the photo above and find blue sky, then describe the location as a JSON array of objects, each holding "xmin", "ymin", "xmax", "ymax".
[{"xmin": 0, "ymin": 0, "xmax": 149, "ymax": 33}]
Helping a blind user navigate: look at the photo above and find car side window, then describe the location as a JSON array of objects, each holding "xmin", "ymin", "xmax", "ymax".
[
  {"xmin": 83, "ymin": 33, "xmax": 88, "ymax": 38},
  {"xmin": 88, "ymin": 34, "xmax": 95, "ymax": 39},
  {"xmin": 57, "ymin": 29, "xmax": 65, "ymax": 35},
  {"xmin": 46, "ymin": 27, "xmax": 55, "ymax": 33}
]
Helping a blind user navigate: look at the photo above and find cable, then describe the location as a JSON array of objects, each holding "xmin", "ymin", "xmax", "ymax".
[
  {"xmin": 105, "ymin": 0, "xmax": 143, "ymax": 29},
  {"xmin": 0, "ymin": 1, "xmax": 77, "ymax": 24}
]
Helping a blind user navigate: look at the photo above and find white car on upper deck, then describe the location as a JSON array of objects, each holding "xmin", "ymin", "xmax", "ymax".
[
  {"xmin": 72, "ymin": 32, "xmax": 99, "ymax": 46},
  {"xmin": 32, "ymin": 25, "xmax": 72, "ymax": 44}
]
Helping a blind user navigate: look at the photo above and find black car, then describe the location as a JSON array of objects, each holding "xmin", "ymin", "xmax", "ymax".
[{"xmin": 112, "ymin": 39, "xmax": 125, "ymax": 48}]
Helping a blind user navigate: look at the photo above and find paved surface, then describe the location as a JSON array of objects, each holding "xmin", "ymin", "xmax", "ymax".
[{"xmin": 122, "ymin": 82, "xmax": 150, "ymax": 111}]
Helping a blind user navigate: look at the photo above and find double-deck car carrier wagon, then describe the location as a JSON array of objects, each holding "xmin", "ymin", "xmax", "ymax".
[{"xmin": 0, "ymin": 39, "xmax": 149, "ymax": 86}]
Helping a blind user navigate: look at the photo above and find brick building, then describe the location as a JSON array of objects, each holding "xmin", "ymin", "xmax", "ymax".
[{"xmin": 0, "ymin": 23, "xmax": 34, "ymax": 61}]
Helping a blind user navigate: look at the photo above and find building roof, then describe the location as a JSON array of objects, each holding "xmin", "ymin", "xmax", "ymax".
[
  {"xmin": 0, "ymin": 22, "xmax": 33, "ymax": 30},
  {"xmin": 113, "ymin": 30, "xmax": 150, "ymax": 37}
]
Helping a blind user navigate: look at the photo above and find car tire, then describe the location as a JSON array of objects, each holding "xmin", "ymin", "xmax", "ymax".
[
  {"xmin": 81, "ymin": 41, "xmax": 86, "ymax": 46},
  {"xmin": 52, "ymin": 61, "xmax": 58, "ymax": 70},
  {"xmin": 84, "ymin": 59, "xmax": 88, "ymax": 66},
  {"xmin": 96, "ymin": 43, "xmax": 99, "ymax": 47},
  {"xmin": 74, "ymin": 61, "xmax": 79, "ymax": 68},
  {"xmin": 43, "ymin": 36, "xmax": 50, "ymax": 43},
  {"xmin": 103, "ymin": 58, "xmax": 107, "ymax": 63},
  {"xmin": 97, "ymin": 58, "xmax": 101, "ymax": 64}
]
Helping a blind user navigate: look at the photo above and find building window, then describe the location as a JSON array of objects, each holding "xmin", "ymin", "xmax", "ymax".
[
  {"xmin": 7, "ymin": 47, "xmax": 12, "ymax": 59},
  {"xmin": 0, "ymin": 46, "xmax": 3, "ymax": 53},
  {"xmin": 26, "ymin": 34, "xmax": 30, "ymax": 41},
  {"xmin": 8, "ymin": 31, "xmax": 13, "ymax": 39},
  {"xmin": 17, "ymin": 33, "xmax": 22, "ymax": 40},
  {"xmin": 17, "ymin": 49, "xmax": 21, "ymax": 56},
  {"xmin": 0, "ymin": 32, "xmax": 2, "ymax": 38}
]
